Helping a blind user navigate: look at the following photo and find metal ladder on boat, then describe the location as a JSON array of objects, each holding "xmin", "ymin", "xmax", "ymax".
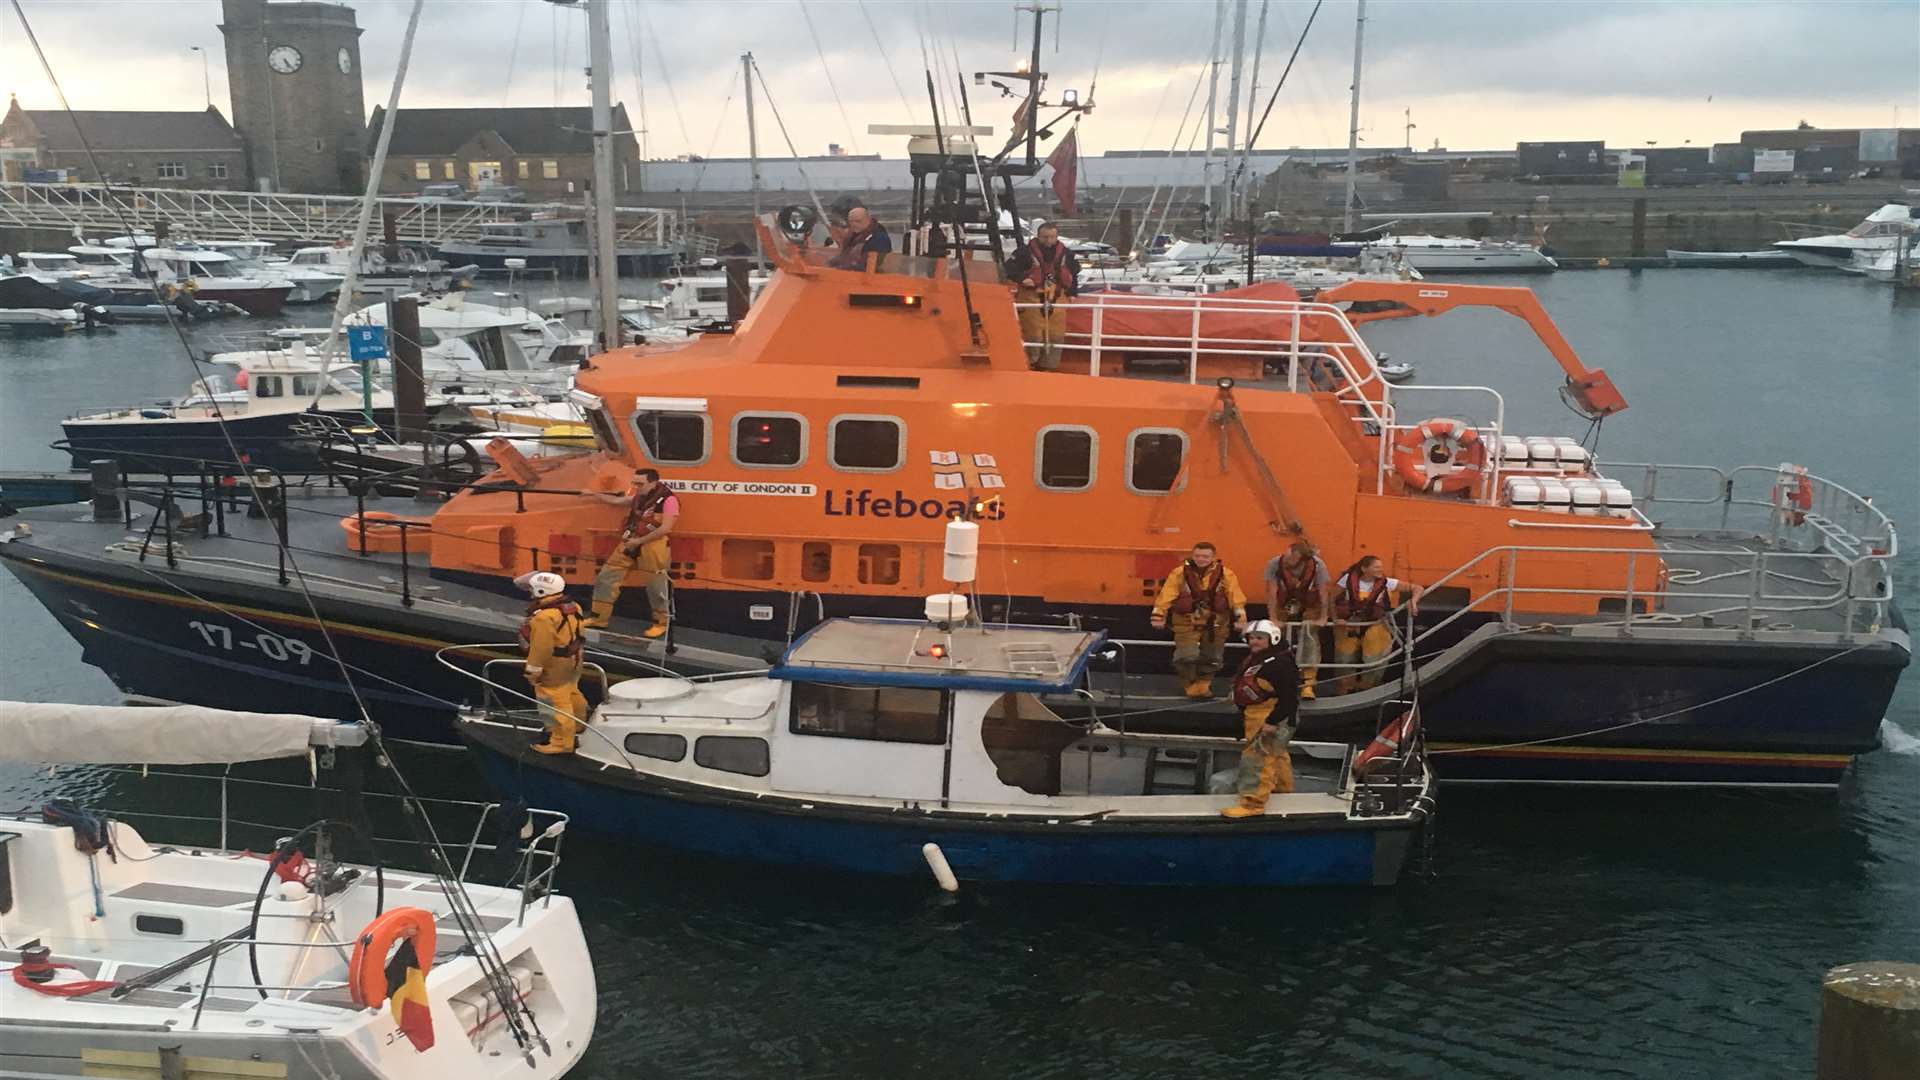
[{"xmin": 1143, "ymin": 746, "xmax": 1210, "ymax": 795}]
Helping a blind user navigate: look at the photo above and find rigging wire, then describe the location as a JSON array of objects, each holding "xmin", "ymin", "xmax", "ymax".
[
  {"xmin": 501, "ymin": 0, "xmax": 530, "ymax": 105},
  {"xmin": 637, "ymin": 4, "xmax": 695, "ymax": 155},
  {"xmin": 1140, "ymin": 57, "xmax": 1213, "ymax": 255},
  {"xmin": 858, "ymin": 0, "xmax": 918, "ymax": 122},
  {"xmin": 619, "ymin": 0, "xmax": 650, "ymax": 159},
  {"xmin": 8, "ymin": 1, "xmax": 547, "ymax": 1057},
  {"xmin": 798, "ymin": 0, "xmax": 862, "ymax": 155},
  {"xmin": 684, "ymin": 67, "xmax": 740, "ymax": 197},
  {"xmin": 1232, "ymin": 0, "xmax": 1323, "ymax": 205},
  {"xmin": 748, "ymin": 57, "xmax": 834, "ymax": 227}
]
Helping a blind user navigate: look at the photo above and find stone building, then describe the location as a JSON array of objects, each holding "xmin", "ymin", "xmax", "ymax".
[
  {"xmin": 365, "ymin": 106, "xmax": 642, "ymax": 199},
  {"xmin": 0, "ymin": 98, "xmax": 250, "ymax": 188},
  {"xmin": 219, "ymin": 0, "xmax": 367, "ymax": 193}
]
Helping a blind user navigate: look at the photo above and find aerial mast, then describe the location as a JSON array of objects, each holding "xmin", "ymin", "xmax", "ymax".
[
  {"xmin": 1201, "ymin": 0, "xmax": 1224, "ymax": 239},
  {"xmin": 1341, "ymin": 0, "xmax": 1366, "ymax": 233},
  {"xmin": 585, "ymin": 0, "xmax": 622, "ymax": 349},
  {"xmin": 743, "ymin": 52, "xmax": 762, "ymax": 268}
]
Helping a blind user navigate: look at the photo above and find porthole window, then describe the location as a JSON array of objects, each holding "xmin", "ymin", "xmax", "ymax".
[
  {"xmin": 733, "ymin": 413, "xmax": 805, "ymax": 468},
  {"xmin": 1127, "ymin": 429, "xmax": 1187, "ymax": 494},
  {"xmin": 1036, "ymin": 425, "xmax": 1096, "ymax": 491},
  {"xmin": 694, "ymin": 735, "xmax": 770, "ymax": 777},
  {"xmin": 632, "ymin": 411, "xmax": 708, "ymax": 465},
  {"xmin": 829, "ymin": 415, "xmax": 904, "ymax": 472},
  {"xmin": 623, "ymin": 732, "xmax": 687, "ymax": 761}
]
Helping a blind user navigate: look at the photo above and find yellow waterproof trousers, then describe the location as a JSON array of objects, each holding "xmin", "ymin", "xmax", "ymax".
[
  {"xmin": 589, "ymin": 538, "xmax": 670, "ymax": 627},
  {"xmin": 1333, "ymin": 622, "xmax": 1394, "ymax": 691},
  {"xmin": 1016, "ymin": 286, "xmax": 1066, "ymax": 371},
  {"xmin": 1170, "ymin": 613, "xmax": 1229, "ymax": 685},
  {"xmin": 533, "ymin": 679, "xmax": 587, "ymax": 752},
  {"xmin": 1232, "ymin": 703, "xmax": 1295, "ymax": 810}
]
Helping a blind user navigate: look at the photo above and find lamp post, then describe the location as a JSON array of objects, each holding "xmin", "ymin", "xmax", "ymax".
[{"xmin": 188, "ymin": 46, "xmax": 210, "ymax": 110}]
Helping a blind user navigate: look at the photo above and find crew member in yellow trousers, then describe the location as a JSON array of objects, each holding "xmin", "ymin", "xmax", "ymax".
[
  {"xmin": 1264, "ymin": 539, "xmax": 1335, "ymax": 699},
  {"xmin": 1331, "ymin": 554, "xmax": 1423, "ymax": 692},
  {"xmin": 1221, "ymin": 620, "xmax": 1302, "ymax": 819},
  {"xmin": 518, "ymin": 572, "xmax": 587, "ymax": 755},
  {"xmin": 587, "ymin": 467, "xmax": 680, "ymax": 638},
  {"xmin": 1150, "ymin": 541, "xmax": 1248, "ymax": 698},
  {"xmin": 1002, "ymin": 222, "xmax": 1081, "ymax": 371}
]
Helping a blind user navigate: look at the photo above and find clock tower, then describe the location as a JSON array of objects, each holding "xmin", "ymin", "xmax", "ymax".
[{"xmin": 219, "ymin": 0, "xmax": 366, "ymax": 194}]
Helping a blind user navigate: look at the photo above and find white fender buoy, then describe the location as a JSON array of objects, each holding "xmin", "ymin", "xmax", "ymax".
[{"xmin": 922, "ymin": 842, "xmax": 959, "ymax": 893}]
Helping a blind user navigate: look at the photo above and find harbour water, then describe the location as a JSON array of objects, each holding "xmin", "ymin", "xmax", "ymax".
[{"xmin": 1, "ymin": 270, "xmax": 1915, "ymax": 1077}]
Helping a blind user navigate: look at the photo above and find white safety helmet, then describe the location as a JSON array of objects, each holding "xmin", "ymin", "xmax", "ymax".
[
  {"xmin": 1243, "ymin": 619, "xmax": 1282, "ymax": 642},
  {"xmin": 524, "ymin": 571, "xmax": 567, "ymax": 599}
]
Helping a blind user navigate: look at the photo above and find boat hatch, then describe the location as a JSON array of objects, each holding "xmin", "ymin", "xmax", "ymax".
[{"xmin": 772, "ymin": 617, "xmax": 1106, "ymax": 694}]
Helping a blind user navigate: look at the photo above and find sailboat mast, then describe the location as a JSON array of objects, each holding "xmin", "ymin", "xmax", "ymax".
[
  {"xmin": 588, "ymin": 0, "xmax": 621, "ymax": 348},
  {"xmin": 1342, "ymin": 0, "xmax": 1366, "ymax": 233},
  {"xmin": 1222, "ymin": 0, "xmax": 1247, "ymax": 225},
  {"xmin": 1239, "ymin": 0, "xmax": 1269, "ymax": 221},
  {"xmin": 1201, "ymin": 0, "xmax": 1224, "ymax": 239},
  {"xmin": 743, "ymin": 52, "xmax": 762, "ymax": 267}
]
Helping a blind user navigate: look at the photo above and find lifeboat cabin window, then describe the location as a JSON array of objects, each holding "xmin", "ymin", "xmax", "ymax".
[
  {"xmin": 1127, "ymin": 429, "xmax": 1187, "ymax": 494},
  {"xmin": 253, "ymin": 375, "xmax": 283, "ymax": 399},
  {"xmin": 857, "ymin": 543, "xmax": 902, "ymax": 585},
  {"xmin": 733, "ymin": 413, "xmax": 806, "ymax": 468},
  {"xmin": 790, "ymin": 682, "xmax": 947, "ymax": 744},
  {"xmin": 802, "ymin": 541, "xmax": 833, "ymax": 582},
  {"xmin": 693, "ymin": 735, "xmax": 769, "ymax": 777},
  {"xmin": 633, "ymin": 410, "xmax": 709, "ymax": 465},
  {"xmin": 623, "ymin": 732, "xmax": 687, "ymax": 761},
  {"xmin": 583, "ymin": 404, "xmax": 624, "ymax": 455},
  {"xmin": 721, "ymin": 538, "xmax": 776, "ymax": 580},
  {"xmin": 1036, "ymin": 425, "xmax": 1097, "ymax": 491},
  {"xmin": 829, "ymin": 415, "xmax": 904, "ymax": 472}
]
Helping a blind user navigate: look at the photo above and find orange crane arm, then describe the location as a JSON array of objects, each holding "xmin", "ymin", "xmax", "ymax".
[{"xmin": 1319, "ymin": 280, "xmax": 1629, "ymax": 417}]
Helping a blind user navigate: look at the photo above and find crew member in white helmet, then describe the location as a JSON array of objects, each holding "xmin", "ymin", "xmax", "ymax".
[
  {"xmin": 517, "ymin": 571, "xmax": 587, "ymax": 755},
  {"xmin": 1220, "ymin": 619, "xmax": 1302, "ymax": 819}
]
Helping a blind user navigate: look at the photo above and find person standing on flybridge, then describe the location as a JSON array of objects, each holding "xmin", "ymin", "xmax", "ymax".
[{"xmin": 1002, "ymin": 221, "xmax": 1081, "ymax": 371}]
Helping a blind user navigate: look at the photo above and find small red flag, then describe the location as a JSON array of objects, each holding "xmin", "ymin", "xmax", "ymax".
[
  {"xmin": 384, "ymin": 938, "xmax": 436, "ymax": 1052},
  {"xmin": 1011, "ymin": 97, "xmax": 1032, "ymax": 138},
  {"xmin": 1047, "ymin": 127, "xmax": 1079, "ymax": 217}
]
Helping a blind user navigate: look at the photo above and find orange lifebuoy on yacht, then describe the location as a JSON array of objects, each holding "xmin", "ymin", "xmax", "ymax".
[
  {"xmin": 347, "ymin": 907, "xmax": 436, "ymax": 1009},
  {"xmin": 1391, "ymin": 418, "xmax": 1486, "ymax": 495},
  {"xmin": 1354, "ymin": 710, "xmax": 1418, "ymax": 774},
  {"xmin": 1774, "ymin": 464, "xmax": 1815, "ymax": 526}
]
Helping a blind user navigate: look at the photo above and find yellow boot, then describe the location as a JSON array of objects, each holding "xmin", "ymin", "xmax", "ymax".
[
  {"xmin": 642, "ymin": 617, "xmax": 668, "ymax": 640},
  {"xmin": 1219, "ymin": 801, "xmax": 1266, "ymax": 819},
  {"xmin": 1184, "ymin": 679, "xmax": 1213, "ymax": 699},
  {"xmin": 533, "ymin": 720, "xmax": 576, "ymax": 755},
  {"xmin": 583, "ymin": 601, "xmax": 613, "ymax": 629}
]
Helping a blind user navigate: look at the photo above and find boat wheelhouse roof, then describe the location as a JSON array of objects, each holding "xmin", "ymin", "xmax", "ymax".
[{"xmin": 771, "ymin": 617, "xmax": 1105, "ymax": 694}]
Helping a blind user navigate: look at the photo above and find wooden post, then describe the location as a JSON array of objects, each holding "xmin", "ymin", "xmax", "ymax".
[
  {"xmin": 1818, "ymin": 962, "xmax": 1920, "ymax": 1079},
  {"xmin": 1116, "ymin": 207, "xmax": 1135, "ymax": 259},
  {"xmin": 390, "ymin": 295, "xmax": 428, "ymax": 443},
  {"xmin": 1629, "ymin": 197, "xmax": 1648, "ymax": 258},
  {"xmin": 724, "ymin": 255, "xmax": 751, "ymax": 324},
  {"xmin": 382, "ymin": 210, "xmax": 400, "ymax": 263}
]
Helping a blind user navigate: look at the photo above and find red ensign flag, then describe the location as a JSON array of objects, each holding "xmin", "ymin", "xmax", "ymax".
[{"xmin": 1048, "ymin": 127, "xmax": 1079, "ymax": 217}]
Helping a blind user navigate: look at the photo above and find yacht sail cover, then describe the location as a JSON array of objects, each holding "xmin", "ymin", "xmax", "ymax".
[{"xmin": 0, "ymin": 702, "xmax": 364, "ymax": 765}]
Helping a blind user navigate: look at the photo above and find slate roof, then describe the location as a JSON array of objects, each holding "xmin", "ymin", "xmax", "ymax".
[
  {"xmin": 366, "ymin": 105, "xmax": 632, "ymax": 157},
  {"xmin": 23, "ymin": 108, "xmax": 244, "ymax": 151}
]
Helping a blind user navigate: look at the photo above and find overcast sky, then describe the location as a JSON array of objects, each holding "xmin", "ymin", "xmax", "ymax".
[{"xmin": 5, "ymin": 1, "xmax": 1917, "ymax": 159}]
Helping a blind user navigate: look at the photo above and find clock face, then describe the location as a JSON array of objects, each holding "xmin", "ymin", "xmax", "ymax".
[
  {"xmin": 267, "ymin": 45, "xmax": 302, "ymax": 74},
  {"xmin": 337, "ymin": 48, "xmax": 353, "ymax": 75}
]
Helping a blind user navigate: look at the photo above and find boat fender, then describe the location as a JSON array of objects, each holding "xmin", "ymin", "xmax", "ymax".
[
  {"xmin": 347, "ymin": 907, "xmax": 437, "ymax": 1009},
  {"xmin": 1391, "ymin": 418, "xmax": 1486, "ymax": 495},
  {"xmin": 921, "ymin": 843, "xmax": 960, "ymax": 893}
]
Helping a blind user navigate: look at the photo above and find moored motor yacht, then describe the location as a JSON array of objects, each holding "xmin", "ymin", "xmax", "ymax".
[
  {"xmin": 196, "ymin": 239, "xmax": 344, "ymax": 304},
  {"xmin": 94, "ymin": 249, "xmax": 295, "ymax": 316},
  {"xmin": 1331, "ymin": 232, "xmax": 1559, "ymax": 273},
  {"xmin": 1773, "ymin": 203, "xmax": 1916, "ymax": 270}
]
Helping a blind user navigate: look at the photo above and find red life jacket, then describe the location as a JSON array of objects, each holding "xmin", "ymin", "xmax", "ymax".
[
  {"xmin": 1334, "ymin": 570, "xmax": 1391, "ymax": 622},
  {"xmin": 623, "ymin": 482, "xmax": 675, "ymax": 537},
  {"xmin": 1232, "ymin": 650, "xmax": 1293, "ymax": 708},
  {"xmin": 1171, "ymin": 560, "xmax": 1228, "ymax": 618},
  {"xmin": 1273, "ymin": 556, "xmax": 1322, "ymax": 615},
  {"xmin": 1021, "ymin": 239, "xmax": 1073, "ymax": 291},
  {"xmin": 519, "ymin": 597, "xmax": 585, "ymax": 658}
]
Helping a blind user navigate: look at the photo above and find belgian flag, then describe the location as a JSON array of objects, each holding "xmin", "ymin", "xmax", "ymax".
[{"xmin": 383, "ymin": 937, "xmax": 435, "ymax": 1052}]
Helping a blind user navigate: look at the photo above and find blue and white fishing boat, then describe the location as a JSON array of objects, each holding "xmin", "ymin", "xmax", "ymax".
[{"xmin": 456, "ymin": 612, "xmax": 1433, "ymax": 888}]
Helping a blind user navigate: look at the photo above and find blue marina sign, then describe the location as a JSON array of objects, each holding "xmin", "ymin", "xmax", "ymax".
[{"xmin": 347, "ymin": 326, "xmax": 388, "ymax": 361}]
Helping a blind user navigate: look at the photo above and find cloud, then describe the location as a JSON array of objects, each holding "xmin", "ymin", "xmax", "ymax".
[{"xmin": 4, "ymin": 0, "xmax": 1914, "ymax": 160}]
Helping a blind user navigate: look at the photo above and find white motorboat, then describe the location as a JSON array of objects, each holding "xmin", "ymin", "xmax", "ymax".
[
  {"xmin": 200, "ymin": 239, "xmax": 344, "ymax": 304},
  {"xmin": 287, "ymin": 244, "xmax": 479, "ymax": 293},
  {"xmin": 351, "ymin": 292, "xmax": 591, "ymax": 370},
  {"xmin": 1854, "ymin": 246, "xmax": 1920, "ymax": 284},
  {"xmin": 14, "ymin": 251, "xmax": 98, "ymax": 281},
  {"xmin": 0, "ymin": 701, "xmax": 595, "ymax": 1080},
  {"xmin": 108, "ymin": 249, "xmax": 296, "ymax": 316},
  {"xmin": 65, "ymin": 244, "xmax": 139, "ymax": 275},
  {"xmin": 1773, "ymin": 203, "xmax": 1916, "ymax": 269},
  {"xmin": 1334, "ymin": 233, "xmax": 1558, "ymax": 273},
  {"xmin": 645, "ymin": 272, "xmax": 772, "ymax": 323}
]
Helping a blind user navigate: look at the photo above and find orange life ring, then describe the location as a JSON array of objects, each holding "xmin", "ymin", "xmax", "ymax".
[
  {"xmin": 347, "ymin": 907, "xmax": 437, "ymax": 1009},
  {"xmin": 1391, "ymin": 418, "xmax": 1486, "ymax": 495},
  {"xmin": 1354, "ymin": 709, "xmax": 1418, "ymax": 774}
]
